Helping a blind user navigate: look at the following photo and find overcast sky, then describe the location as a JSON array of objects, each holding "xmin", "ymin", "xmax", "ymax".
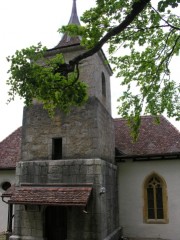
[{"xmin": 0, "ymin": 0, "xmax": 179, "ymax": 141}]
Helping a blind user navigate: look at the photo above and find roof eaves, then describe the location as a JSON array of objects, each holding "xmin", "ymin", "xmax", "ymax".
[
  {"xmin": 5, "ymin": 183, "xmax": 93, "ymax": 207},
  {"xmin": 116, "ymin": 152, "xmax": 180, "ymax": 162},
  {"xmin": 0, "ymin": 167, "xmax": 16, "ymax": 170},
  {"xmin": 46, "ymin": 43, "xmax": 81, "ymax": 55}
]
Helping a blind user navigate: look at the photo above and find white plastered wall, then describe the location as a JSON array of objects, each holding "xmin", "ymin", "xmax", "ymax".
[
  {"xmin": 0, "ymin": 170, "xmax": 15, "ymax": 232},
  {"xmin": 118, "ymin": 159, "xmax": 180, "ymax": 240}
]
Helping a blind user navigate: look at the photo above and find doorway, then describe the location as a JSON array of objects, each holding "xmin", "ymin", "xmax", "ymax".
[{"xmin": 45, "ymin": 206, "xmax": 67, "ymax": 240}]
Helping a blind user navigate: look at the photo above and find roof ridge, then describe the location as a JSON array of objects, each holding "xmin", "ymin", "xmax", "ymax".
[
  {"xmin": 0, "ymin": 126, "xmax": 21, "ymax": 144},
  {"xmin": 161, "ymin": 115, "xmax": 180, "ymax": 134},
  {"xmin": 114, "ymin": 115, "xmax": 161, "ymax": 122},
  {"xmin": 114, "ymin": 115, "xmax": 180, "ymax": 134}
]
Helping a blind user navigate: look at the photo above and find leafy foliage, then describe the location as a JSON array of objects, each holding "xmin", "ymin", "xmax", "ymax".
[
  {"xmin": 6, "ymin": 0, "xmax": 180, "ymax": 138},
  {"xmin": 62, "ymin": 0, "xmax": 180, "ymax": 139},
  {"xmin": 7, "ymin": 43, "xmax": 88, "ymax": 116}
]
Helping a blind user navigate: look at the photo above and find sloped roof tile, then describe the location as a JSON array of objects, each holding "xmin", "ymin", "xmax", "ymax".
[
  {"xmin": 5, "ymin": 184, "xmax": 92, "ymax": 207},
  {"xmin": 114, "ymin": 115, "xmax": 180, "ymax": 155},
  {"xmin": 0, "ymin": 127, "xmax": 21, "ymax": 169},
  {"xmin": 0, "ymin": 116, "xmax": 179, "ymax": 168}
]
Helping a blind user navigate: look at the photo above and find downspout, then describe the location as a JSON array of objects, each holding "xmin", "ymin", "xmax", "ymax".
[{"xmin": 1, "ymin": 196, "xmax": 13, "ymax": 240}]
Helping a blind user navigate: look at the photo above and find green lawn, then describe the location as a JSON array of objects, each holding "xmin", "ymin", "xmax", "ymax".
[{"xmin": 0, "ymin": 233, "xmax": 6, "ymax": 240}]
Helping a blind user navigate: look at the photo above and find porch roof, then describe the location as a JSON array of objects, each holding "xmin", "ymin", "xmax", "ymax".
[{"xmin": 3, "ymin": 183, "xmax": 93, "ymax": 207}]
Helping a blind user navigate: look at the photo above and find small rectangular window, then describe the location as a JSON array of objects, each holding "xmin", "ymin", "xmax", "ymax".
[
  {"xmin": 52, "ymin": 138, "xmax": 62, "ymax": 160},
  {"xmin": 102, "ymin": 72, "xmax": 106, "ymax": 97}
]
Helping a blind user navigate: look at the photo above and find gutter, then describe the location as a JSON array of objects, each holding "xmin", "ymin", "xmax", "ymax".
[{"xmin": 116, "ymin": 152, "xmax": 180, "ymax": 162}]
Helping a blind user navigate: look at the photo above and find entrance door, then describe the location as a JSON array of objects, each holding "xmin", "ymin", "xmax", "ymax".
[{"xmin": 45, "ymin": 206, "xmax": 67, "ymax": 240}]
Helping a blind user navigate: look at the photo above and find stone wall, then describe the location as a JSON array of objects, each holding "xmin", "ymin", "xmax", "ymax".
[
  {"xmin": 13, "ymin": 205, "xmax": 43, "ymax": 240},
  {"xmin": 12, "ymin": 158, "xmax": 120, "ymax": 240},
  {"xmin": 46, "ymin": 45, "xmax": 112, "ymax": 114},
  {"xmin": 10, "ymin": 40, "xmax": 120, "ymax": 239},
  {"xmin": 21, "ymin": 97, "xmax": 115, "ymax": 163}
]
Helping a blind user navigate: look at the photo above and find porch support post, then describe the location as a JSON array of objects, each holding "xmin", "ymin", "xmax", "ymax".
[{"xmin": 6, "ymin": 204, "xmax": 13, "ymax": 240}]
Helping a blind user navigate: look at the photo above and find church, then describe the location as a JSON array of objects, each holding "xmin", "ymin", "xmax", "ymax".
[{"xmin": 1, "ymin": 1, "xmax": 180, "ymax": 240}]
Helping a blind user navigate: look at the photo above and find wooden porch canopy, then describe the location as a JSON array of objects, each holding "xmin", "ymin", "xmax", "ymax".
[{"xmin": 2, "ymin": 183, "xmax": 93, "ymax": 207}]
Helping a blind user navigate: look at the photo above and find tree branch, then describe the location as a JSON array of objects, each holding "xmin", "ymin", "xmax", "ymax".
[
  {"xmin": 158, "ymin": 35, "xmax": 180, "ymax": 70},
  {"xmin": 151, "ymin": 6, "xmax": 180, "ymax": 31},
  {"xmin": 69, "ymin": 0, "xmax": 151, "ymax": 67},
  {"xmin": 154, "ymin": 28, "xmax": 175, "ymax": 62},
  {"xmin": 129, "ymin": 24, "xmax": 171, "ymax": 31}
]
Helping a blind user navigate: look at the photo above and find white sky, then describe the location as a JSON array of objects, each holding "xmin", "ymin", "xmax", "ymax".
[{"xmin": 0, "ymin": 0, "xmax": 179, "ymax": 141}]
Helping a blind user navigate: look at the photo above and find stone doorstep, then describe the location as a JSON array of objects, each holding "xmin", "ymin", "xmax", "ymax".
[
  {"xmin": 128, "ymin": 238, "xmax": 168, "ymax": 240},
  {"xmin": 9, "ymin": 236, "xmax": 43, "ymax": 240},
  {"xmin": 103, "ymin": 227, "xmax": 122, "ymax": 240},
  {"xmin": 9, "ymin": 228, "xmax": 122, "ymax": 240}
]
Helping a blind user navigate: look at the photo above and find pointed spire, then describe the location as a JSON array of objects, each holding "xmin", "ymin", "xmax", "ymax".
[
  {"xmin": 55, "ymin": 0, "xmax": 81, "ymax": 48},
  {"xmin": 68, "ymin": 0, "xmax": 80, "ymax": 25}
]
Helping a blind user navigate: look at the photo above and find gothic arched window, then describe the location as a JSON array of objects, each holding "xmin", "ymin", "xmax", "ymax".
[{"xmin": 144, "ymin": 173, "xmax": 168, "ymax": 223}]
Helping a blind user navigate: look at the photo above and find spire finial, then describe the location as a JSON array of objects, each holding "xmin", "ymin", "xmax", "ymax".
[
  {"xmin": 54, "ymin": 0, "xmax": 81, "ymax": 48},
  {"xmin": 68, "ymin": 0, "xmax": 80, "ymax": 25}
]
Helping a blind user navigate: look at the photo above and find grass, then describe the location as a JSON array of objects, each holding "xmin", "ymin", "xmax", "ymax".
[{"xmin": 0, "ymin": 233, "xmax": 6, "ymax": 240}]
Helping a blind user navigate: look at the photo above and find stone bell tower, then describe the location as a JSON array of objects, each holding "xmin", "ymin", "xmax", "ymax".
[{"xmin": 9, "ymin": 1, "xmax": 121, "ymax": 239}]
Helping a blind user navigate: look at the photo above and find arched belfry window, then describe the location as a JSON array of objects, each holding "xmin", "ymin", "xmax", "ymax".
[
  {"xmin": 144, "ymin": 173, "xmax": 168, "ymax": 223},
  {"xmin": 102, "ymin": 72, "xmax": 106, "ymax": 97}
]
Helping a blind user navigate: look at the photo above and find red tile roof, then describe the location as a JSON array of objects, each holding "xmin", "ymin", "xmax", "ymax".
[
  {"xmin": 114, "ymin": 115, "xmax": 180, "ymax": 156},
  {"xmin": 0, "ymin": 127, "xmax": 21, "ymax": 169},
  {"xmin": 1, "ymin": 184, "xmax": 15, "ymax": 198},
  {"xmin": 6, "ymin": 184, "xmax": 92, "ymax": 207},
  {"xmin": 0, "ymin": 116, "xmax": 179, "ymax": 168}
]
